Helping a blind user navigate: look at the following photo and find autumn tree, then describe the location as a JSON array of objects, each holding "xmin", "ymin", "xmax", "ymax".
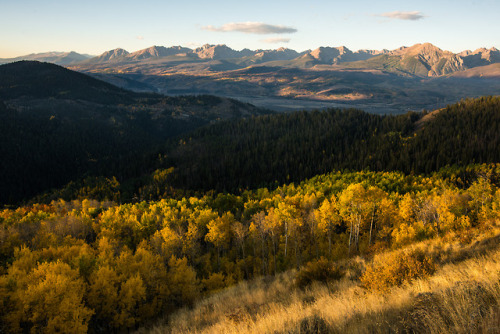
[
  {"xmin": 338, "ymin": 183, "xmax": 372, "ymax": 254},
  {"xmin": 166, "ymin": 256, "xmax": 200, "ymax": 307},
  {"xmin": 249, "ymin": 211, "xmax": 268, "ymax": 275},
  {"xmin": 316, "ymin": 196, "xmax": 341, "ymax": 259},
  {"xmin": 205, "ymin": 212, "xmax": 234, "ymax": 269},
  {"xmin": 14, "ymin": 261, "xmax": 93, "ymax": 333},
  {"xmin": 87, "ymin": 265, "xmax": 120, "ymax": 330}
]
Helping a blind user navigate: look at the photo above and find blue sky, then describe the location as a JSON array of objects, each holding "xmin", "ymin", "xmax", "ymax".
[{"xmin": 1, "ymin": 0, "xmax": 498, "ymax": 57}]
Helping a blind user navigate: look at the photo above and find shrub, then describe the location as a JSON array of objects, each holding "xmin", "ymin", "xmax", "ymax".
[
  {"xmin": 343, "ymin": 257, "xmax": 366, "ymax": 281},
  {"xmin": 392, "ymin": 222, "xmax": 434, "ymax": 247},
  {"xmin": 360, "ymin": 248, "xmax": 436, "ymax": 292},
  {"xmin": 202, "ymin": 272, "xmax": 226, "ymax": 293},
  {"xmin": 295, "ymin": 257, "xmax": 344, "ymax": 289}
]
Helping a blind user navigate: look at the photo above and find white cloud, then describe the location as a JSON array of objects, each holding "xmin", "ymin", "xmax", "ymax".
[
  {"xmin": 202, "ymin": 22, "xmax": 297, "ymax": 34},
  {"xmin": 136, "ymin": 36, "xmax": 144, "ymax": 40},
  {"xmin": 261, "ymin": 37, "xmax": 291, "ymax": 44},
  {"xmin": 377, "ymin": 11, "xmax": 425, "ymax": 21}
]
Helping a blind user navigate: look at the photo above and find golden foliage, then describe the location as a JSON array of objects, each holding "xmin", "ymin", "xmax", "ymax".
[
  {"xmin": 1, "ymin": 167, "xmax": 500, "ymax": 332},
  {"xmin": 6, "ymin": 261, "xmax": 93, "ymax": 333},
  {"xmin": 360, "ymin": 248, "xmax": 436, "ymax": 292}
]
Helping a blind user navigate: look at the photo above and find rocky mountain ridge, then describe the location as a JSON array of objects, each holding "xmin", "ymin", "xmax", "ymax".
[
  {"xmin": 85, "ymin": 43, "xmax": 500, "ymax": 74},
  {"xmin": 4, "ymin": 43, "xmax": 499, "ymax": 77}
]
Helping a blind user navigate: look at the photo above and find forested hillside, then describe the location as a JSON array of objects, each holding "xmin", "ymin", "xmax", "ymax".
[
  {"xmin": 0, "ymin": 61, "xmax": 268, "ymax": 205},
  {"xmin": 25, "ymin": 96, "xmax": 500, "ymax": 206},
  {"xmin": 0, "ymin": 60, "xmax": 137, "ymax": 103},
  {"xmin": 153, "ymin": 96, "xmax": 500, "ymax": 195}
]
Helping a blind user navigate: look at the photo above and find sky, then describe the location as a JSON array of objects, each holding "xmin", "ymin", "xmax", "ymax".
[{"xmin": 1, "ymin": 0, "xmax": 499, "ymax": 58}]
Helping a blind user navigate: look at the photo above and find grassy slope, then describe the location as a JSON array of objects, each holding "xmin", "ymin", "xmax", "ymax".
[{"xmin": 140, "ymin": 222, "xmax": 500, "ymax": 334}]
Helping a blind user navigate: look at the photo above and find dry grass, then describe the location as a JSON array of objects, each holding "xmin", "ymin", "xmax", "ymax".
[{"xmin": 138, "ymin": 224, "xmax": 500, "ymax": 334}]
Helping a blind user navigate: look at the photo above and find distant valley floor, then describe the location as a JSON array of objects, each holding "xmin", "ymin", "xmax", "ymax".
[{"xmin": 83, "ymin": 70, "xmax": 500, "ymax": 114}]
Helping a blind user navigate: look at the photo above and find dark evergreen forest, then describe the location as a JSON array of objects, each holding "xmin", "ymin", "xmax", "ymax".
[{"xmin": 162, "ymin": 96, "xmax": 500, "ymax": 194}]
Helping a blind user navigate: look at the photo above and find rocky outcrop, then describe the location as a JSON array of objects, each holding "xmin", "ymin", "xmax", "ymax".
[
  {"xmin": 91, "ymin": 48, "xmax": 129, "ymax": 62},
  {"xmin": 194, "ymin": 44, "xmax": 243, "ymax": 60},
  {"xmin": 252, "ymin": 47, "xmax": 301, "ymax": 62},
  {"xmin": 460, "ymin": 47, "xmax": 500, "ymax": 68},
  {"xmin": 307, "ymin": 46, "xmax": 389, "ymax": 64},
  {"xmin": 127, "ymin": 46, "xmax": 191, "ymax": 60}
]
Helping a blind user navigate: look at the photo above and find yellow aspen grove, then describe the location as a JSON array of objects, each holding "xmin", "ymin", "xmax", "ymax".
[
  {"xmin": 399, "ymin": 193, "xmax": 416, "ymax": 224},
  {"xmin": 0, "ymin": 163, "xmax": 499, "ymax": 333},
  {"xmin": 467, "ymin": 178, "xmax": 495, "ymax": 224},
  {"xmin": 166, "ymin": 256, "xmax": 200, "ymax": 306},
  {"xmin": 264, "ymin": 208, "xmax": 281, "ymax": 274},
  {"xmin": 232, "ymin": 221, "xmax": 247, "ymax": 260},
  {"xmin": 114, "ymin": 274, "xmax": 146, "ymax": 328}
]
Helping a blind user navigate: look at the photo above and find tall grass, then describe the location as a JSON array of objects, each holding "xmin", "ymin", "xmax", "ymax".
[{"xmin": 138, "ymin": 224, "xmax": 500, "ymax": 334}]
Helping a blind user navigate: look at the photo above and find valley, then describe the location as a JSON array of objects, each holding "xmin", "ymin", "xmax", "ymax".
[{"xmin": 3, "ymin": 43, "xmax": 500, "ymax": 113}]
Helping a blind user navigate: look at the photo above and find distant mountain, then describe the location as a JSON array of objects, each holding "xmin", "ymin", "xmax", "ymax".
[
  {"xmin": 271, "ymin": 46, "xmax": 389, "ymax": 67},
  {"xmin": 194, "ymin": 44, "xmax": 246, "ymax": 60},
  {"xmin": 0, "ymin": 51, "xmax": 93, "ymax": 65},
  {"xmin": 391, "ymin": 43, "xmax": 465, "ymax": 76},
  {"xmin": 88, "ymin": 48, "xmax": 130, "ymax": 63},
  {"xmin": 230, "ymin": 47, "xmax": 304, "ymax": 67},
  {"xmin": 346, "ymin": 43, "xmax": 500, "ymax": 77},
  {"xmin": 459, "ymin": 47, "xmax": 500, "ymax": 68},
  {"xmin": 308, "ymin": 46, "xmax": 344, "ymax": 64},
  {"xmin": 252, "ymin": 47, "xmax": 301, "ymax": 62},
  {"xmin": 357, "ymin": 49, "xmax": 391, "ymax": 58}
]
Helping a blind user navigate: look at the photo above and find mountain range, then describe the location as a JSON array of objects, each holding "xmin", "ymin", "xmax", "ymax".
[
  {"xmin": 4, "ymin": 43, "xmax": 499, "ymax": 76},
  {"xmin": 2, "ymin": 43, "xmax": 499, "ymax": 112}
]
